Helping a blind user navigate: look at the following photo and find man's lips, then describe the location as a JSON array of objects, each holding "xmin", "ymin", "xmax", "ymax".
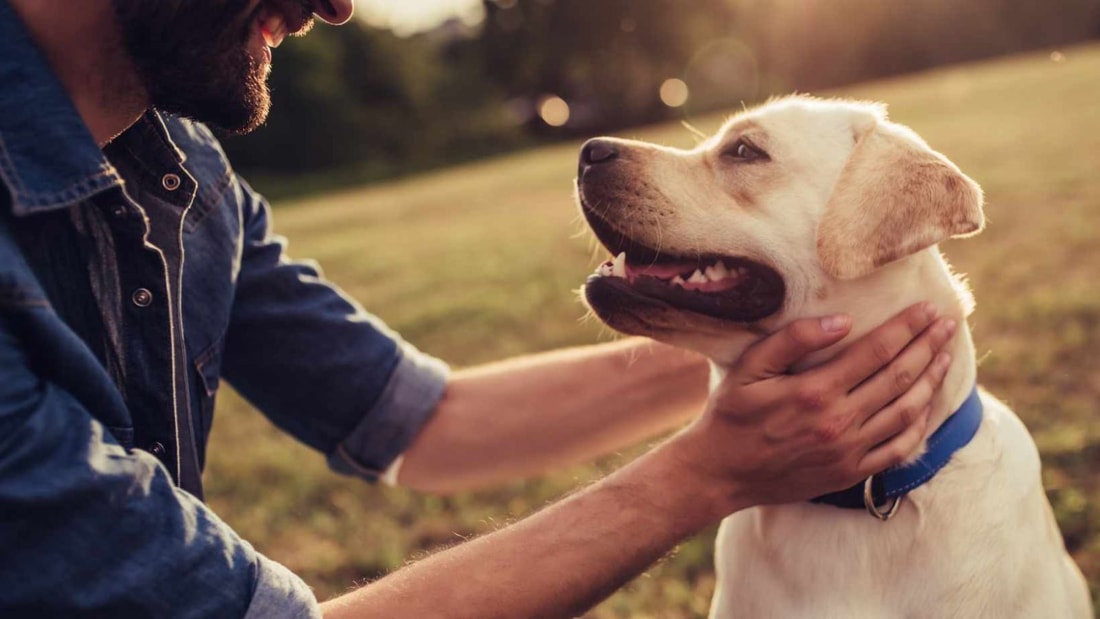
[
  {"xmin": 258, "ymin": 12, "xmax": 289, "ymax": 48},
  {"xmin": 251, "ymin": 0, "xmax": 314, "ymax": 49}
]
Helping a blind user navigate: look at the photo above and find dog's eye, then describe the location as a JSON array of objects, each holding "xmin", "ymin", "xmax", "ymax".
[{"xmin": 723, "ymin": 140, "xmax": 766, "ymax": 162}]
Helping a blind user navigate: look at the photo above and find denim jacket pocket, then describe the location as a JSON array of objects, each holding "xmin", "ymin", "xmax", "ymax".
[{"xmin": 193, "ymin": 336, "xmax": 223, "ymax": 452}]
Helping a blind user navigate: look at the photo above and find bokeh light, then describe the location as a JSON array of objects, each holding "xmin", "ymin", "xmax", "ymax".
[
  {"xmin": 659, "ymin": 78, "xmax": 690, "ymax": 107},
  {"xmin": 359, "ymin": 0, "xmax": 484, "ymax": 37},
  {"xmin": 538, "ymin": 95, "xmax": 571, "ymax": 127}
]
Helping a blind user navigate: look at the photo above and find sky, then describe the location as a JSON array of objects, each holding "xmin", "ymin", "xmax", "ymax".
[{"xmin": 357, "ymin": 0, "xmax": 485, "ymax": 36}]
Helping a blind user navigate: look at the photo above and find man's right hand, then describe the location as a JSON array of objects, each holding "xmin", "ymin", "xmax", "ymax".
[{"xmin": 667, "ymin": 302, "xmax": 957, "ymax": 520}]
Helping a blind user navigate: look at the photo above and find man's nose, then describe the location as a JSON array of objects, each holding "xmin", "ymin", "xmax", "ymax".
[{"xmin": 311, "ymin": 0, "xmax": 354, "ymax": 25}]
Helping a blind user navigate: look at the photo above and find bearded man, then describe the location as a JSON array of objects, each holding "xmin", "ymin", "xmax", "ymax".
[{"xmin": 0, "ymin": 1, "xmax": 956, "ymax": 617}]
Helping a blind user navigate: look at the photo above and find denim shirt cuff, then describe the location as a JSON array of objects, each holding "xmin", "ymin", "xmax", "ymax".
[
  {"xmin": 327, "ymin": 343, "xmax": 449, "ymax": 482},
  {"xmin": 244, "ymin": 554, "xmax": 322, "ymax": 619}
]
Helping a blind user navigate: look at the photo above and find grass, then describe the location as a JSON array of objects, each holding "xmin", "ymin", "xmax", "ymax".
[{"xmin": 204, "ymin": 43, "xmax": 1100, "ymax": 616}]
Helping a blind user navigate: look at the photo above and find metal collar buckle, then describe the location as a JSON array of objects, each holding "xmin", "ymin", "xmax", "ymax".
[{"xmin": 863, "ymin": 474, "xmax": 902, "ymax": 521}]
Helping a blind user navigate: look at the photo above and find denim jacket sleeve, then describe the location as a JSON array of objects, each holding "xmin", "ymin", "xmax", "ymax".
[
  {"xmin": 219, "ymin": 178, "xmax": 449, "ymax": 481},
  {"xmin": 0, "ymin": 316, "xmax": 320, "ymax": 617}
]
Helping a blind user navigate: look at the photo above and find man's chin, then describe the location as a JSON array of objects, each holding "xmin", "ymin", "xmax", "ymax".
[
  {"xmin": 155, "ymin": 98, "xmax": 268, "ymax": 135},
  {"xmin": 208, "ymin": 98, "xmax": 271, "ymax": 135},
  {"xmin": 214, "ymin": 61, "xmax": 273, "ymax": 134},
  {"xmin": 152, "ymin": 73, "xmax": 270, "ymax": 135}
]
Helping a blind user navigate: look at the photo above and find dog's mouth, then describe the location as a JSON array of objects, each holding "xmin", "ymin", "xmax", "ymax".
[{"xmin": 583, "ymin": 212, "xmax": 786, "ymax": 324}]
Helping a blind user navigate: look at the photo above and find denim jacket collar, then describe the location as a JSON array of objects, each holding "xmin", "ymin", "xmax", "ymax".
[{"xmin": 0, "ymin": 0, "xmax": 123, "ymax": 216}]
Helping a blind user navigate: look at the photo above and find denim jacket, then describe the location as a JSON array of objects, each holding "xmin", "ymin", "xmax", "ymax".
[{"xmin": 0, "ymin": 2, "xmax": 448, "ymax": 616}]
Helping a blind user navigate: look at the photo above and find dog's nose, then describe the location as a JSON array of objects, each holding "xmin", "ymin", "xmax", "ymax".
[{"xmin": 581, "ymin": 139, "xmax": 619, "ymax": 167}]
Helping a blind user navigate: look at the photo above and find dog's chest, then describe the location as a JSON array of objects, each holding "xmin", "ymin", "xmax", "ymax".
[{"xmin": 707, "ymin": 399, "xmax": 1081, "ymax": 618}]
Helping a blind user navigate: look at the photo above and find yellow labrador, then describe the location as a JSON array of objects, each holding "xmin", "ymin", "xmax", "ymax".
[{"xmin": 575, "ymin": 96, "xmax": 1090, "ymax": 618}]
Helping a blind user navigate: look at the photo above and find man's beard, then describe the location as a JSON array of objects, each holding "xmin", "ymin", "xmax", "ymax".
[{"xmin": 111, "ymin": 0, "xmax": 307, "ymax": 134}]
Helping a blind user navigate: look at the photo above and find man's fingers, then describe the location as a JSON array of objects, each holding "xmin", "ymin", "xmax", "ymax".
[
  {"xmin": 857, "ymin": 352, "xmax": 949, "ymax": 446},
  {"xmin": 735, "ymin": 314, "xmax": 852, "ymax": 383},
  {"xmin": 857, "ymin": 404, "xmax": 931, "ymax": 476},
  {"xmin": 826, "ymin": 303, "xmax": 942, "ymax": 390},
  {"xmin": 848, "ymin": 319, "xmax": 956, "ymax": 421}
]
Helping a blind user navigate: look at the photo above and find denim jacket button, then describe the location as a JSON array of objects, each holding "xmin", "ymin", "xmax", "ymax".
[
  {"xmin": 111, "ymin": 205, "xmax": 127, "ymax": 218},
  {"xmin": 149, "ymin": 441, "xmax": 166, "ymax": 458},
  {"xmin": 161, "ymin": 173, "xmax": 182, "ymax": 191},
  {"xmin": 131, "ymin": 288, "xmax": 153, "ymax": 307}
]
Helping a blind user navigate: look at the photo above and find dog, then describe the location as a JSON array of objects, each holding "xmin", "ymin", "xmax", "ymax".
[{"xmin": 574, "ymin": 96, "xmax": 1090, "ymax": 618}]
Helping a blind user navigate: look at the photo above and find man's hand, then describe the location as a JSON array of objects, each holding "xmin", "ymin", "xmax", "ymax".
[{"xmin": 672, "ymin": 302, "xmax": 956, "ymax": 514}]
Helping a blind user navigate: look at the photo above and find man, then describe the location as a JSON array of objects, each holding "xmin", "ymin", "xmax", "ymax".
[{"xmin": 0, "ymin": 0, "xmax": 956, "ymax": 617}]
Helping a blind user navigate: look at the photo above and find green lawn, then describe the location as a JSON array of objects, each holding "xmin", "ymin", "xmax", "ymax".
[{"xmin": 205, "ymin": 43, "xmax": 1100, "ymax": 616}]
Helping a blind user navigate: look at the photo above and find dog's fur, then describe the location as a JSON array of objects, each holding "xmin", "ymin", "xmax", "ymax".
[{"xmin": 576, "ymin": 96, "xmax": 1090, "ymax": 617}]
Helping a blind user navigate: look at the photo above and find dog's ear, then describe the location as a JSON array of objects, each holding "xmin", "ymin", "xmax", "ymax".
[{"xmin": 816, "ymin": 120, "xmax": 984, "ymax": 280}]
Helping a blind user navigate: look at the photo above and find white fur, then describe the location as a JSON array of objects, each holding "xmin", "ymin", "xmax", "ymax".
[{"xmin": 578, "ymin": 96, "xmax": 1090, "ymax": 617}]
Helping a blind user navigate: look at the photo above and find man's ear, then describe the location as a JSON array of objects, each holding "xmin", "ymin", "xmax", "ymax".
[{"xmin": 816, "ymin": 121, "xmax": 984, "ymax": 280}]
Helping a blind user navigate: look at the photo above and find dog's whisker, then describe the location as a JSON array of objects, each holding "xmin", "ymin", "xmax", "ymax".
[
  {"xmin": 654, "ymin": 218, "xmax": 665, "ymax": 265},
  {"xmin": 682, "ymin": 120, "xmax": 708, "ymax": 144},
  {"xmin": 589, "ymin": 242, "xmax": 603, "ymax": 263}
]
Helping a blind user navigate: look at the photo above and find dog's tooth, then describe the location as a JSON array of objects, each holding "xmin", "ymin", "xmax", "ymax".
[
  {"xmin": 706, "ymin": 262, "xmax": 732, "ymax": 281},
  {"xmin": 688, "ymin": 269, "xmax": 707, "ymax": 284},
  {"xmin": 612, "ymin": 252, "xmax": 627, "ymax": 278},
  {"xmin": 671, "ymin": 275, "xmax": 686, "ymax": 286}
]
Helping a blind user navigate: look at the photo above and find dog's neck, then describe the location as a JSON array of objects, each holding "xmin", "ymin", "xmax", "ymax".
[
  {"xmin": 713, "ymin": 247, "xmax": 977, "ymax": 460},
  {"xmin": 815, "ymin": 249, "xmax": 977, "ymax": 455}
]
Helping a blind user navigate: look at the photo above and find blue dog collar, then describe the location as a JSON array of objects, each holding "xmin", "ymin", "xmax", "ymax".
[{"xmin": 812, "ymin": 386, "xmax": 983, "ymax": 514}]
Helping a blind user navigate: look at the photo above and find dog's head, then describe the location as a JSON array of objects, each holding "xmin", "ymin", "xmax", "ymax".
[{"xmin": 576, "ymin": 96, "xmax": 983, "ymax": 363}]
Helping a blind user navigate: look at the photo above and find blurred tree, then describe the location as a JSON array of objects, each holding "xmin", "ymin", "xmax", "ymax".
[
  {"xmin": 221, "ymin": 0, "xmax": 1100, "ymax": 196},
  {"xmin": 730, "ymin": 0, "xmax": 1100, "ymax": 90},
  {"xmin": 222, "ymin": 20, "xmax": 523, "ymax": 184},
  {"xmin": 224, "ymin": 24, "xmax": 409, "ymax": 175},
  {"xmin": 474, "ymin": 0, "xmax": 738, "ymax": 132}
]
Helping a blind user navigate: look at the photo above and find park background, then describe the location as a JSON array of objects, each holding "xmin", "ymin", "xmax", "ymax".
[{"xmin": 206, "ymin": 1, "xmax": 1100, "ymax": 615}]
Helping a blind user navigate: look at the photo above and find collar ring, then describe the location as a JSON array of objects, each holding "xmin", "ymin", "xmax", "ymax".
[{"xmin": 863, "ymin": 474, "xmax": 902, "ymax": 521}]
